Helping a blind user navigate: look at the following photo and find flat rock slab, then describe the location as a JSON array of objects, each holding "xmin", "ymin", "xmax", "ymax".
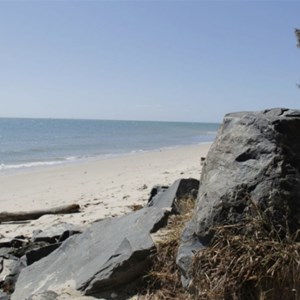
[
  {"xmin": 12, "ymin": 207, "xmax": 169, "ymax": 299},
  {"xmin": 148, "ymin": 178, "xmax": 199, "ymax": 213}
]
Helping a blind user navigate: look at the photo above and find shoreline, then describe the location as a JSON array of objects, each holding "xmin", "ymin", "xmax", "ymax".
[
  {"xmin": 0, "ymin": 143, "xmax": 211, "ymax": 238},
  {"xmin": 0, "ymin": 141, "xmax": 213, "ymax": 176}
]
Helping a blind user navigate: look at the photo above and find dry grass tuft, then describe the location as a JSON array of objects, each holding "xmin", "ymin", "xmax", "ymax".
[
  {"xmin": 136, "ymin": 197, "xmax": 300, "ymax": 300},
  {"xmin": 137, "ymin": 197, "xmax": 195, "ymax": 300},
  {"xmin": 189, "ymin": 202, "xmax": 300, "ymax": 300}
]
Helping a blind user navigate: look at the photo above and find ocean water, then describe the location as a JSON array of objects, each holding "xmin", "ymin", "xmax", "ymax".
[{"xmin": 0, "ymin": 118, "xmax": 219, "ymax": 172}]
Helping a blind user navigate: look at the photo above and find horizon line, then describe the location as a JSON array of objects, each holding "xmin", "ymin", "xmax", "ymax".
[{"xmin": 0, "ymin": 116, "xmax": 221, "ymax": 125}]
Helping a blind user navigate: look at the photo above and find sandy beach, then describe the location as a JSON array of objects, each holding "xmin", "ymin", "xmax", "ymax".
[{"xmin": 0, "ymin": 143, "xmax": 211, "ymax": 239}]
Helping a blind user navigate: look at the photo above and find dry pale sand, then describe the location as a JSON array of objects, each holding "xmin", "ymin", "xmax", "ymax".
[{"xmin": 0, "ymin": 143, "xmax": 211, "ymax": 238}]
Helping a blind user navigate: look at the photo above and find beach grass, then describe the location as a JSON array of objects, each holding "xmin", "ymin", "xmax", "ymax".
[
  {"xmin": 136, "ymin": 197, "xmax": 195, "ymax": 299},
  {"xmin": 136, "ymin": 199, "xmax": 300, "ymax": 300}
]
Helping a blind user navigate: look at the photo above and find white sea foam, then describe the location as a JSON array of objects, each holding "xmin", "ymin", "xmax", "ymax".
[
  {"xmin": 65, "ymin": 156, "xmax": 77, "ymax": 161},
  {"xmin": 0, "ymin": 160, "xmax": 63, "ymax": 171}
]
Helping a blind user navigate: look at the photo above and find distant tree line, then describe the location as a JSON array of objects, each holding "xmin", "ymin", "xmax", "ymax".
[
  {"xmin": 296, "ymin": 28, "xmax": 300, "ymax": 48},
  {"xmin": 296, "ymin": 29, "xmax": 300, "ymax": 88}
]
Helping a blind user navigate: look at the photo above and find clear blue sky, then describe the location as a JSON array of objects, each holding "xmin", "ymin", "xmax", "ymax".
[{"xmin": 0, "ymin": 0, "xmax": 299, "ymax": 123}]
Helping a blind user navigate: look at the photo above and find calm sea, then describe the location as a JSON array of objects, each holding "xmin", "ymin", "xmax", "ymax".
[{"xmin": 0, "ymin": 118, "xmax": 219, "ymax": 172}]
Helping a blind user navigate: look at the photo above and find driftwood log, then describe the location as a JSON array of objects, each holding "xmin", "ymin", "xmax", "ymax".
[{"xmin": 0, "ymin": 204, "xmax": 80, "ymax": 223}]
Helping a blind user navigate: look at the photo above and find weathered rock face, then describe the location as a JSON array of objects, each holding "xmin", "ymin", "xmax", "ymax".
[
  {"xmin": 177, "ymin": 108, "xmax": 300, "ymax": 284},
  {"xmin": 11, "ymin": 207, "xmax": 169, "ymax": 299}
]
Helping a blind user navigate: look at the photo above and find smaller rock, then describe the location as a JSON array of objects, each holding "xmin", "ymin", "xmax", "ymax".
[
  {"xmin": 148, "ymin": 185, "xmax": 169, "ymax": 203},
  {"xmin": 25, "ymin": 243, "xmax": 61, "ymax": 266},
  {"xmin": 148, "ymin": 178, "xmax": 199, "ymax": 214},
  {"xmin": 0, "ymin": 248, "xmax": 14, "ymax": 258},
  {"xmin": 33, "ymin": 223, "xmax": 81, "ymax": 244},
  {"xmin": 0, "ymin": 237, "xmax": 27, "ymax": 249},
  {"xmin": 1, "ymin": 257, "xmax": 26, "ymax": 294},
  {"xmin": 0, "ymin": 258, "xmax": 18, "ymax": 280},
  {"xmin": 0, "ymin": 290, "xmax": 9, "ymax": 300}
]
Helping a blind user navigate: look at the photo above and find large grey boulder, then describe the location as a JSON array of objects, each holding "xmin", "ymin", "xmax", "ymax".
[
  {"xmin": 177, "ymin": 108, "xmax": 300, "ymax": 285},
  {"xmin": 12, "ymin": 207, "xmax": 169, "ymax": 299}
]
